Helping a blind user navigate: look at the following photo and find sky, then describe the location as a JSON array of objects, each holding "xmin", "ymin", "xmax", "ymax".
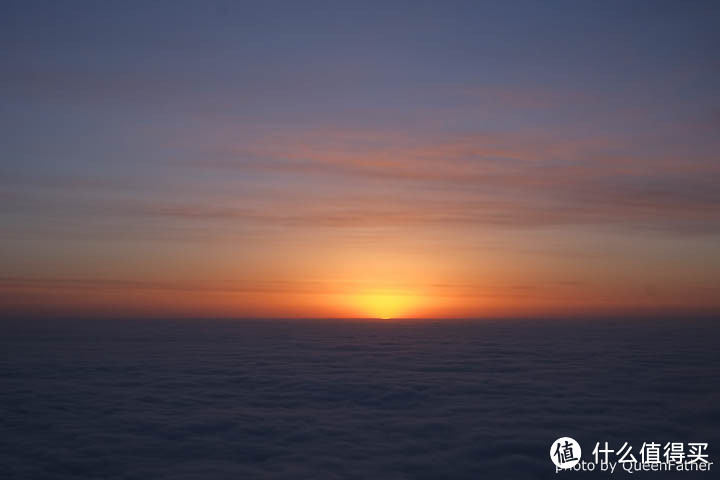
[{"xmin": 1, "ymin": 0, "xmax": 719, "ymax": 319}]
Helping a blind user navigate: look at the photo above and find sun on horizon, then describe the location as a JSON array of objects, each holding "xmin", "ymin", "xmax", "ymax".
[{"xmin": 351, "ymin": 291, "xmax": 421, "ymax": 320}]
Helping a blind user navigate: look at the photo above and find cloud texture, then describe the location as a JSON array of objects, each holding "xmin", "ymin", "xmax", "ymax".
[{"xmin": 1, "ymin": 318, "xmax": 718, "ymax": 479}]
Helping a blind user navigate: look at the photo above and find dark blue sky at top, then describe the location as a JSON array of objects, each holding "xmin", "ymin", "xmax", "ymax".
[
  {"xmin": 2, "ymin": 0, "xmax": 719, "ymax": 220},
  {"xmin": 2, "ymin": 0, "xmax": 717, "ymax": 190},
  {"xmin": 4, "ymin": 1, "xmax": 718, "ymax": 120}
]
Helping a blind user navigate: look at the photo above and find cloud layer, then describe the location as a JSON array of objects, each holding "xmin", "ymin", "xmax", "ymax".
[{"xmin": 1, "ymin": 318, "xmax": 718, "ymax": 479}]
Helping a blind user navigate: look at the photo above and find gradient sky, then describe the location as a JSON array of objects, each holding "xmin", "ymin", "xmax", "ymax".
[{"xmin": 2, "ymin": 0, "xmax": 719, "ymax": 319}]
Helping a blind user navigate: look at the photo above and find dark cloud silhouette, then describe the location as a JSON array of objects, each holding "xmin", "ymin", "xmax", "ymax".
[{"xmin": 1, "ymin": 318, "xmax": 718, "ymax": 479}]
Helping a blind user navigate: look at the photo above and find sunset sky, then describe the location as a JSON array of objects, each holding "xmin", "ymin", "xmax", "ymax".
[{"xmin": 2, "ymin": 0, "xmax": 719, "ymax": 319}]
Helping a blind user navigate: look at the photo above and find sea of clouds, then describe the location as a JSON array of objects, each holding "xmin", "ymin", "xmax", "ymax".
[{"xmin": 1, "ymin": 317, "xmax": 718, "ymax": 479}]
